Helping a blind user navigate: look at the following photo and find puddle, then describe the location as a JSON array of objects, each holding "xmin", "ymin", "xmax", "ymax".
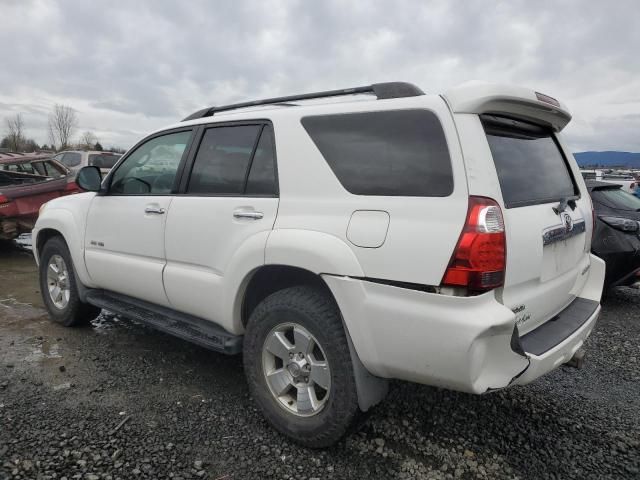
[
  {"xmin": 0, "ymin": 243, "xmax": 42, "ymax": 308},
  {"xmin": 91, "ymin": 310, "xmax": 143, "ymax": 334},
  {"xmin": 23, "ymin": 340, "xmax": 62, "ymax": 363}
]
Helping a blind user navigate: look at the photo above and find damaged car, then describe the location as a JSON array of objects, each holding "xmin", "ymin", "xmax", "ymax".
[
  {"xmin": 588, "ymin": 180, "xmax": 640, "ymax": 289},
  {"xmin": 0, "ymin": 152, "xmax": 79, "ymax": 240}
]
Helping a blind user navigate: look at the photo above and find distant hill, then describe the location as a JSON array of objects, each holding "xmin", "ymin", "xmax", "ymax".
[{"xmin": 574, "ymin": 151, "xmax": 640, "ymax": 168}]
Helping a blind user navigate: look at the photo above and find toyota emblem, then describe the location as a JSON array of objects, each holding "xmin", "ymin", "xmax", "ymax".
[{"xmin": 561, "ymin": 212, "xmax": 573, "ymax": 233}]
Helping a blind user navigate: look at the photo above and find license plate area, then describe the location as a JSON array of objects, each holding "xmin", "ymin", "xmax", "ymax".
[{"xmin": 541, "ymin": 233, "xmax": 585, "ymax": 281}]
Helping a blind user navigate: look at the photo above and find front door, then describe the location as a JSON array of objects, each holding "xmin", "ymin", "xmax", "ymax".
[
  {"xmin": 84, "ymin": 129, "xmax": 193, "ymax": 306},
  {"xmin": 163, "ymin": 123, "xmax": 279, "ymax": 329}
]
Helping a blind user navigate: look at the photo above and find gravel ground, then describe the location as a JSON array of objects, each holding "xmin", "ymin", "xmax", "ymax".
[{"xmin": 1, "ymin": 246, "xmax": 639, "ymax": 480}]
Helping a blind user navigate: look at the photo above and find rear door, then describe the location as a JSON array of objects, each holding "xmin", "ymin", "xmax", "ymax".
[
  {"xmin": 481, "ymin": 115, "xmax": 591, "ymax": 334},
  {"xmin": 163, "ymin": 122, "xmax": 279, "ymax": 327}
]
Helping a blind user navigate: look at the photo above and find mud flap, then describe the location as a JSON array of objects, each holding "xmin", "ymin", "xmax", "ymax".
[{"xmin": 343, "ymin": 321, "xmax": 389, "ymax": 411}]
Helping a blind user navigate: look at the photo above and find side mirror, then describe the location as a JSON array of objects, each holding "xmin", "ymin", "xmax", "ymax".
[{"xmin": 76, "ymin": 166, "xmax": 102, "ymax": 192}]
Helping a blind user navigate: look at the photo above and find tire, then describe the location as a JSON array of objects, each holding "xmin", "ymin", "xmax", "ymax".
[
  {"xmin": 39, "ymin": 236, "xmax": 101, "ymax": 327},
  {"xmin": 243, "ymin": 286, "xmax": 359, "ymax": 448}
]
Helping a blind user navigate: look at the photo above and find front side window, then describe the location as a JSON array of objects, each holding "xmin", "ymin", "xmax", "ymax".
[
  {"xmin": 61, "ymin": 152, "xmax": 82, "ymax": 167},
  {"xmin": 187, "ymin": 124, "xmax": 277, "ymax": 196},
  {"xmin": 110, "ymin": 131, "xmax": 192, "ymax": 195},
  {"xmin": 301, "ymin": 110, "xmax": 453, "ymax": 196}
]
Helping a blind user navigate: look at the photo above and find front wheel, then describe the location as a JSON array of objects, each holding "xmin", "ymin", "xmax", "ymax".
[
  {"xmin": 39, "ymin": 236, "xmax": 101, "ymax": 326},
  {"xmin": 243, "ymin": 286, "xmax": 360, "ymax": 448}
]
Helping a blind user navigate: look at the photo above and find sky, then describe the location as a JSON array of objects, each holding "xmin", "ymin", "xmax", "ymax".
[{"xmin": 1, "ymin": 0, "xmax": 639, "ymax": 152}]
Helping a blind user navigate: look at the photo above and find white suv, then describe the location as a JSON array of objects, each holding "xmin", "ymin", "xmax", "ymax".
[
  {"xmin": 33, "ymin": 82, "xmax": 605, "ymax": 447},
  {"xmin": 52, "ymin": 150, "xmax": 121, "ymax": 176}
]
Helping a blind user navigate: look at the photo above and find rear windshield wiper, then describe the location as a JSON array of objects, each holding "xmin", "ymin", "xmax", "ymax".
[{"xmin": 553, "ymin": 197, "xmax": 576, "ymax": 214}]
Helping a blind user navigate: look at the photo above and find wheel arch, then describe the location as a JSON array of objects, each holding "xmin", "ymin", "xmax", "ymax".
[
  {"xmin": 239, "ymin": 263, "xmax": 388, "ymax": 412},
  {"xmin": 33, "ymin": 208, "xmax": 95, "ymax": 288}
]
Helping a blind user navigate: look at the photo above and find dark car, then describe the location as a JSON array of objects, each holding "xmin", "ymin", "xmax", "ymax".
[
  {"xmin": 587, "ymin": 180, "xmax": 640, "ymax": 288},
  {"xmin": 0, "ymin": 152, "xmax": 79, "ymax": 240}
]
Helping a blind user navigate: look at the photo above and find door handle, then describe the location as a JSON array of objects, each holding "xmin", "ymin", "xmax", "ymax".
[
  {"xmin": 233, "ymin": 209, "xmax": 264, "ymax": 220},
  {"xmin": 145, "ymin": 206, "xmax": 166, "ymax": 215}
]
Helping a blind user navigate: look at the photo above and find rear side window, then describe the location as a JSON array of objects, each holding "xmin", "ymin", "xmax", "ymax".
[
  {"xmin": 482, "ymin": 116, "xmax": 578, "ymax": 208},
  {"xmin": 187, "ymin": 125, "xmax": 277, "ymax": 196},
  {"xmin": 246, "ymin": 127, "xmax": 277, "ymax": 195},
  {"xmin": 301, "ymin": 110, "xmax": 453, "ymax": 196},
  {"xmin": 41, "ymin": 160, "xmax": 67, "ymax": 177}
]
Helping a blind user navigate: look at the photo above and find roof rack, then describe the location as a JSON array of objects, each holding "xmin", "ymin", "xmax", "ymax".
[{"xmin": 181, "ymin": 81, "xmax": 425, "ymax": 122}]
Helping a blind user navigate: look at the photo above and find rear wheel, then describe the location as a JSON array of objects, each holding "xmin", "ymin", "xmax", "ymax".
[
  {"xmin": 243, "ymin": 286, "xmax": 359, "ymax": 448},
  {"xmin": 39, "ymin": 236, "xmax": 100, "ymax": 326}
]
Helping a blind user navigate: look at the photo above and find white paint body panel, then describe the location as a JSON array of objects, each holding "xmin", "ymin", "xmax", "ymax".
[
  {"xmin": 32, "ymin": 192, "xmax": 97, "ymax": 287},
  {"xmin": 452, "ymin": 113, "xmax": 596, "ymax": 336},
  {"xmin": 163, "ymin": 196, "xmax": 278, "ymax": 332},
  {"xmin": 84, "ymin": 195, "xmax": 173, "ymax": 307},
  {"xmin": 323, "ymin": 254, "xmax": 604, "ymax": 393},
  {"xmin": 268, "ymin": 94, "xmax": 469, "ymax": 286},
  {"xmin": 346, "ymin": 210, "xmax": 390, "ymax": 248}
]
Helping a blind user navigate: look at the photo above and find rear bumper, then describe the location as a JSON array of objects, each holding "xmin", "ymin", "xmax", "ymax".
[
  {"xmin": 323, "ymin": 254, "xmax": 605, "ymax": 394},
  {"xmin": 512, "ymin": 303, "xmax": 599, "ymax": 386}
]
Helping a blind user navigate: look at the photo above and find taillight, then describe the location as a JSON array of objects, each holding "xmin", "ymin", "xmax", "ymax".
[
  {"xmin": 0, "ymin": 194, "xmax": 9, "ymax": 205},
  {"xmin": 442, "ymin": 196, "xmax": 506, "ymax": 292}
]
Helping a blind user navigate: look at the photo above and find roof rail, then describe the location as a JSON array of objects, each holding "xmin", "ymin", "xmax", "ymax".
[{"xmin": 181, "ymin": 81, "xmax": 424, "ymax": 122}]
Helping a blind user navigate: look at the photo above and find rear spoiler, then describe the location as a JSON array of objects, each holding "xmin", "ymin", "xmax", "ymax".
[{"xmin": 442, "ymin": 83, "xmax": 572, "ymax": 131}]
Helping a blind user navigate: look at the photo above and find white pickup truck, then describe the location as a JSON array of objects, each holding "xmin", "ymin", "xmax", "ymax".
[{"xmin": 33, "ymin": 82, "xmax": 605, "ymax": 447}]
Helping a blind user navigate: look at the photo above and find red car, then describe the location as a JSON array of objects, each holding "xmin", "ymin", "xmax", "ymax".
[{"xmin": 0, "ymin": 152, "xmax": 80, "ymax": 240}]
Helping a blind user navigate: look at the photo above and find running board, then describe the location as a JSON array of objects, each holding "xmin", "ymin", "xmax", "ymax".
[{"xmin": 85, "ymin": 290, "xmax": 242, "ymax": 355}]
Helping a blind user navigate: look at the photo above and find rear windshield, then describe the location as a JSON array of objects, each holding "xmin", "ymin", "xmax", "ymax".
[
  {"xmin": 592, "ymin": 187, "xmax": 640, "ymax": 211},
  {"xmin": 482, "ymin": 115, "xmax": 578, "ymax": 208},
  {"xmin": 301, "ymin": 110, "xmax": 453, "ymax": 197}
]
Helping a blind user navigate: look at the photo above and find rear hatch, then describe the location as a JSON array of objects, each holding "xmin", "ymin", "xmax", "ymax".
[{"xmin": 481, "ymin": 115, "xmax": 591, "ymax": 335}]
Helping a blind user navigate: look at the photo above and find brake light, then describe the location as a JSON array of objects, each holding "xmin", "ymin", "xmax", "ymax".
[
  {"xmin": 0, "ymin": 194, "xmax": 9, "ymax": 205},
  {"xmin": 535, "ymin": 91, "xmax": 561, "ymax": 108},
  {"xmin": 442, "ymin": 196, "xmax": 506, "ymax": 292}
]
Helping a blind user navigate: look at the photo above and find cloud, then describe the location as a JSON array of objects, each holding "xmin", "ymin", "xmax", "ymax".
[{"xmin": 0, "ymin": 0, "xmax": 638, "ymax": 151}]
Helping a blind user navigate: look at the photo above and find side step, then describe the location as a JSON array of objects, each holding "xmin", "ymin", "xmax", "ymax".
[{"xmin": 85, "ymin": 290, "xmax": 243, "ymax": 355}]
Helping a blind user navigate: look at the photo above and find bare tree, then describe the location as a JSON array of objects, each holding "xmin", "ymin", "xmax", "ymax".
[
  {"xmin": 78, "ymin": 130, "xmax": 97, "ymax": 149},
  {"xmin": 5, "ymin": 113, "xmax": 25, "ymax": 151},
  {"xmin": 48, "ymin": 104, "xmax": 78, "ymax": 150}
]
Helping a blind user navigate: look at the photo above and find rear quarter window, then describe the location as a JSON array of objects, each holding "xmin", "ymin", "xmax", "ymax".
[{"xmin": 301, "ymin": 110, "xmax": 453, "ymax": 196}]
